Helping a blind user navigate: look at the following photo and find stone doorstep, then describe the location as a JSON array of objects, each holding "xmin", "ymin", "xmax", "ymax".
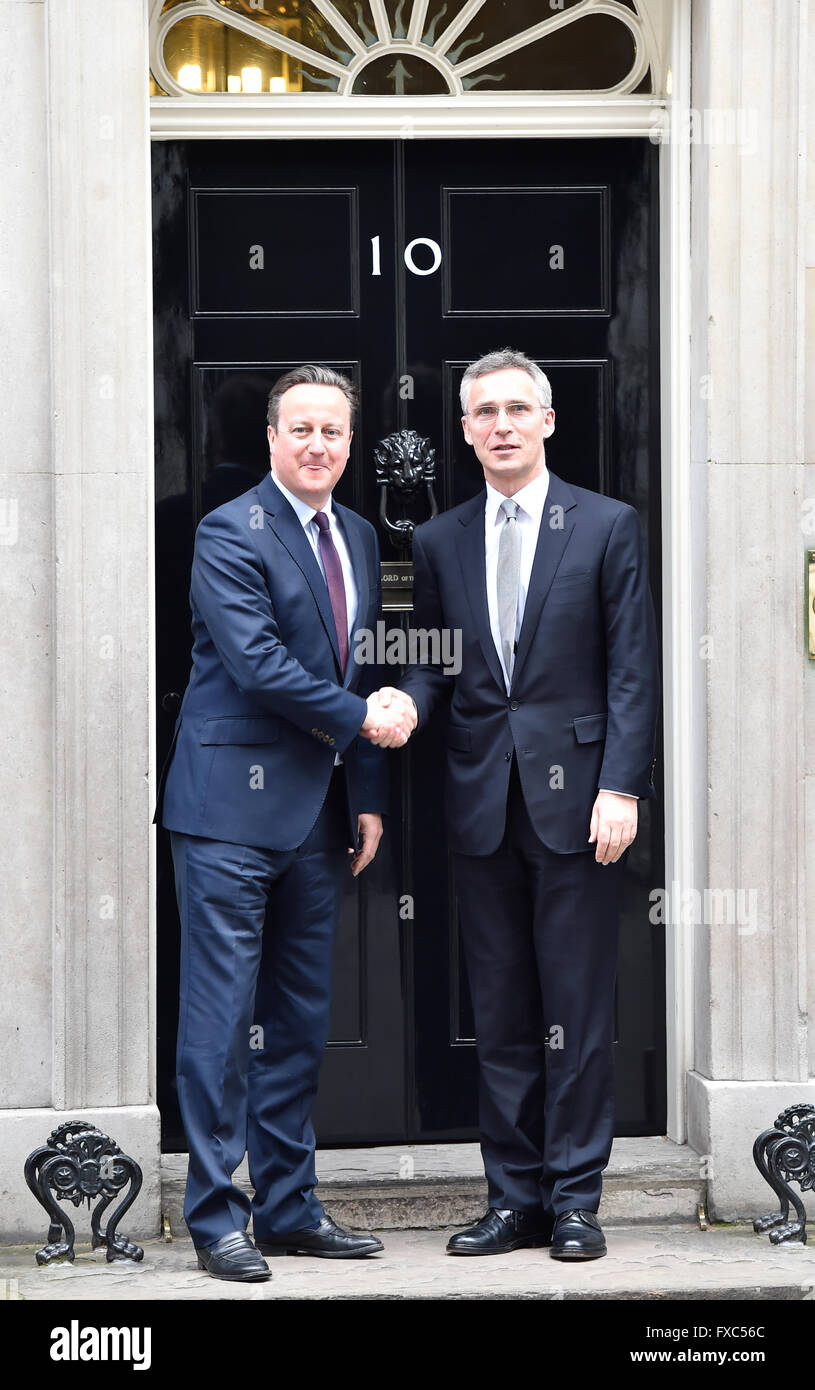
[
  {"xmin": 4, "ymin": 1226, "xmax": 815, "ymax": 1302},
  {"xmin": 161, "ymin": 1137, "xmax": 706, "ymax": 1238}
]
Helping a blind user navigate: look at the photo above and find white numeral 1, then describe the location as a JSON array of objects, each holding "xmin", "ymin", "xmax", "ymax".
[{"xmin": 371, "ymin": 235, "xmax": 381, "ymax": 277}]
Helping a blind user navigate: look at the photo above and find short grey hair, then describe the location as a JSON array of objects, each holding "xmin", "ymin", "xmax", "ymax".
[
  {"xmin": 460, "ymin": 348, "xmax": 553, "ymax": 414},
  {"xmin": 267, "ymin": 364, "xmax": 358, "ymax": 430}
]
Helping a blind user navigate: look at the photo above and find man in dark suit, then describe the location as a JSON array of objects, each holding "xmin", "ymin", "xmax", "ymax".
[
  {"xmin": 389, "ymin": 348, "xmax": 660, "ymax": 1260},
  {"xmin": 154, "ymin": 365, "xmax": 416, "ymax": 1281}
]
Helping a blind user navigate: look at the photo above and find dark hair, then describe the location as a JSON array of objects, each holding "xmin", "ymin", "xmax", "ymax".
[{"xmin": 267, "ymin": 364, "xmax": 358, "ymax": 430}]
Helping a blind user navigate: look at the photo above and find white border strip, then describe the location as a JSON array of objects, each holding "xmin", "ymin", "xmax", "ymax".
[
  {"xmin": 149, "ymin": 93, "xmax": 668, "ymax": 140},
  {"xmin": 660, "ymin": 0, "xmax": 693, "ymax": 1144}
]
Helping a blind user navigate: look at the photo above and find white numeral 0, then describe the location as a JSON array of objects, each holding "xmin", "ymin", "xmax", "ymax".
[{"xmin": 404, "ymin": 237, "xmax": 442, "ymax": 277}]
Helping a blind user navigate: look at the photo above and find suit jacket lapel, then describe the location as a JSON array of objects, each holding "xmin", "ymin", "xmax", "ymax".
[
  {"xmin": 258, "ymin": 472, "xmax": 343, "ymax": 675},
  {"xmin": 511, "ymin": 470, "xmax": 578, "ymax": 683},
  {"xmin": 333, "ymin": 501, "xmax": 370, "ymax": 690},
  {"xmin": 455, "ymin": 492, "xmax": 506, "ymax": 693}
]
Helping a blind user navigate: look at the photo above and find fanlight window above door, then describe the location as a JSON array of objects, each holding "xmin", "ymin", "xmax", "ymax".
[{"xmin": 149, "ymin": 0, "xmax": 667, "ymax": 98}]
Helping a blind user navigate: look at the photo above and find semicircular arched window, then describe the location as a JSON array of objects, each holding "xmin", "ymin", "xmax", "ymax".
[{"xmin": 149, "ymin": 0, "xmax": 662, "ymax": 98}]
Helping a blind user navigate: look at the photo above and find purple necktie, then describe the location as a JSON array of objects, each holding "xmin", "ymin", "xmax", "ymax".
[{"xmin": 313, "ymin": 510, "xmax": 348, "ymax": 675}]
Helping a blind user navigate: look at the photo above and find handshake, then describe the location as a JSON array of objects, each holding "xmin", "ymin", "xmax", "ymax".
[{"xmin": 360, "ymin": 687, "xmax": 418, "ymax": 748}]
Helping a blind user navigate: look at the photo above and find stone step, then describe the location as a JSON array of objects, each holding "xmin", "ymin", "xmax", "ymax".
[
  {"xmin": 6, "ymin": 1225, "xmax": 815, "ymax": 1303},
  {"xmin": 161, "ymin": 1136, "xmax": 705, "ymax": 1238}
]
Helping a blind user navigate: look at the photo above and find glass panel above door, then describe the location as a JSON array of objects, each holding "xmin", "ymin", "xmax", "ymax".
[{"xmin": 150, "ymin": 0, "xmax": 661, "ymax": 97}]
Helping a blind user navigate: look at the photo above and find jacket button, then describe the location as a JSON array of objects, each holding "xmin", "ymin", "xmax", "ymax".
[
  {"xmin": 329, "ymin": 737, "xmax": 336, "ymax": 746},
  {"xmin": 505, "ymin": 752, "xmax": 512, "ymax": 762},
  {"xmin": 510, "ymin": 700, "xmax": 519, "ymax": 711},
  {"xmin": 312, "ymin": 728, "xmax": 318, "ymax": 735}
]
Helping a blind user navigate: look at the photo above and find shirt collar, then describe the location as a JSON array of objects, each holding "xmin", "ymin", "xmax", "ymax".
[
  {"xmin": 484, "ymin": 462, "xmax": 550, "ymax": 528},
  {"xmin": 270, "ymin": 468, "xmax": 335, "ymax": 530}
]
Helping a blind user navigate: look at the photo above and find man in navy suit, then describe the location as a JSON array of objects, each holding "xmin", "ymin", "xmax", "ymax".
[
  {"xmin": 154, "ymin": 365, "xmax": 416, "ymax": 1281},
  {"xmin": 388, "ymin": 348, "xmax": 660, "ymax": 1260}
]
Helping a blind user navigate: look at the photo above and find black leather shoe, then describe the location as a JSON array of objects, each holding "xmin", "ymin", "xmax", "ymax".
[
  {"xmin": 549, "ymin": 1209, "xmax": 607, "ymax": 1260},
  {"xmin": 195, "ymin": 1230, "xmax": 271, "ymax": 1281},
  {"xmin": 256, "ymin": 1214, "xmax": 383, "ymax": 1259},
  {"xmin": 446, "ymin": 1208, "xmax": 552, "ymax": 1256}
]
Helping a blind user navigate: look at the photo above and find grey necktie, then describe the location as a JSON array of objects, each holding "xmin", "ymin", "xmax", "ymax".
[{"xmin": 497, "ymin": 498, "xmax": 521, "ymax": 680}]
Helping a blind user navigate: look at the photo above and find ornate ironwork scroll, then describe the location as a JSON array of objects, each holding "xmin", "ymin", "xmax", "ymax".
[
  {"xmin": 24, "ymin": 1122, "xmax": 144, "ymax": 1265},
  {"xmin": 752, "ymin": 1103, "xmax": 815, "ymax": 1245}
]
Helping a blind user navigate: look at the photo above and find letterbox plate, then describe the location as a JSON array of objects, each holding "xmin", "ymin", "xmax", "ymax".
[{"xmin": 381, "ymin": 561, "xmax": 413, "ymax": 612}]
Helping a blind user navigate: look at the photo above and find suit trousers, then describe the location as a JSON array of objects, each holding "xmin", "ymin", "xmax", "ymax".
[
  {"xmin": 452, "ymin": 756, "xmax": 625, "ymax": 1217},
  {"xmin": 170, "ymin": 767, "xmax": 349, "ymax": 1248}
]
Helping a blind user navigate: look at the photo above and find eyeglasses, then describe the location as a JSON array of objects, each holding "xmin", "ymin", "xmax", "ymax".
[{"xmin": 465, "ymin": 402, "xmax": 543, "ymax": 424}]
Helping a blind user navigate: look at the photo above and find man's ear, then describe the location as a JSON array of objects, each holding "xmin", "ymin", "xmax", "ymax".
[{"xmin": 461, "ymin": 414, "xmax": 474, "ymax": 447}]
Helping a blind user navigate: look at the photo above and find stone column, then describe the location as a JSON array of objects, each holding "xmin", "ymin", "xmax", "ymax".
[
  {"xmin": 0, "ymin": 0, "xmax": 159, "ymax": 1240},
  {"xmin": 687, "ymin": 0, "xmax": 815, "ymax": 1218}
]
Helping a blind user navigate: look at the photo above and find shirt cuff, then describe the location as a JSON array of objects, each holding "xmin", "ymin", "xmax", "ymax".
[{"xmin": 598, "ymin": 787, "xmax": 637, "ymax": 800}]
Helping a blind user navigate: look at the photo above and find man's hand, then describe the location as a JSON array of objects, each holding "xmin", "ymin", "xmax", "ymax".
[
  {"xmin": 349, "ymin": 813, "xmax": 383, "ymax": 876},
  {"xmin": 588, "ymin": 790, "xmax": 638, "ymax": 864},
  {"xmin": 360, "ymin": 688, "xmax": 418, "ymax": 748}
]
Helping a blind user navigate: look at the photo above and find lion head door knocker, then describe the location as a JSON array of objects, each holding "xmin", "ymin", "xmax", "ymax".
[
  {"xmin": 374, "ymin": 430, "xmax": 439, "ymax": 611},
  {"xmin": 24, "ymin": 1122, "xmax": 144, "ymax": 1264}
]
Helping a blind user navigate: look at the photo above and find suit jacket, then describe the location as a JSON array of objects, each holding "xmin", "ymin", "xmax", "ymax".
[
  {"xmin": 154, "ymin": 471, "xmax": 386, "ymax": 852},
  {"xmin": 399, "ymin": 470, "xmax": 660, "ymax": 856}
]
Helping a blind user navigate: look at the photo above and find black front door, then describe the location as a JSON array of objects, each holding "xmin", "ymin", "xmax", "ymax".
[{"xmin": 153, "ymin": 136, "xmax": 665, "ymax": 1150}]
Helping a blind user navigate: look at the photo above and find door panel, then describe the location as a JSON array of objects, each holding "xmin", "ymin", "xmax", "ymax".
[
  {"xmin": 399, "ymin": 138, "xmax": 664, "ymax": 1137},
  {"xmin": 442, "ymin": 187, "xmax": 609, "ymax": 316},
  {"xmin": 152, "ymin": 136, "xmax": 665, "ymax": 1150},
  {"xmin": 191, "ymin": 189, "xmax": 360, "ymax": 316}
]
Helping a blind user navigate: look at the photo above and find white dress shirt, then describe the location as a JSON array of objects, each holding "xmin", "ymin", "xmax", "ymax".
[
  {"xmin": 484, "ymin": 465, "xmax": 634, "ymax": 801},
  {"xmin": 485, "ymin": 465, "xmax": 550, "ymax": 692},
  {"xmin": 270, "ymin": 468, "xmax": 358, "ymax": 645},
  {"xmin": 271, "ymin": 468, "xmax": 359, "ymax": 766}
]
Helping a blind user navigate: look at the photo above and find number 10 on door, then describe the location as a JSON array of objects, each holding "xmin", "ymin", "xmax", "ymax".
[{"xmin": 371, "ymin": 235, "xmax": 442, "ymax": 278}]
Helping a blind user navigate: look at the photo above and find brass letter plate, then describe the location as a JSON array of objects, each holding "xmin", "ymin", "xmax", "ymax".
[{"xmin": 381, "ymin": 560, "xmax": 414, "ymax": 612}]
